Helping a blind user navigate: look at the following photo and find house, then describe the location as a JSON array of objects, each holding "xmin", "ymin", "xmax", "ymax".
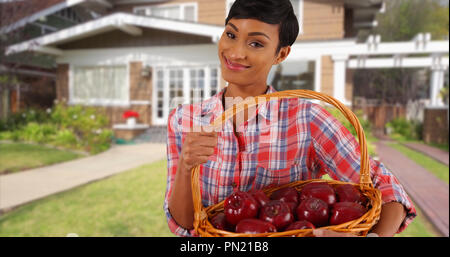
[{"xmin": 4, "ymin": 0, "xmax": 447, "ymax": 142}]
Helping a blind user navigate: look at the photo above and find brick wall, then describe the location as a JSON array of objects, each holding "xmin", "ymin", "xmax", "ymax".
[{"xmin": 56, "ymin": 64, "xmax": 69, "ymax": 101}]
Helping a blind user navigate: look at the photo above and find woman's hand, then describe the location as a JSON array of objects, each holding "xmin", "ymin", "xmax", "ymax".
[
  {"xmin": 180, "ymin": 129, "xmax": 218, "ymax": 173},
  {"xmin": 312, "ymin": 229, "xmax": 357, "ymax": 237}
]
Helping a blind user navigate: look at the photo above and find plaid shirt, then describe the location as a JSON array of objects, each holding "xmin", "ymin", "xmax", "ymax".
[{"xmin": 164, "ymin": 85, "xmax": 416, "ymax": 237}]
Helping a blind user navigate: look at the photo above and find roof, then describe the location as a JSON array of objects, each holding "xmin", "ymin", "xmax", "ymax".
[
  {"xmin": 5, "ymin": 12, "xmax": 224, "ymax": 56},
  {"xmin": 0, "ymin": 0, "xmax": 90, "ymax": 34}
]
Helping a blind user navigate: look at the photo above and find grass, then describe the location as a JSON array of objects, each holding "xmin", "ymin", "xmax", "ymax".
[
  {"xmin": 0, "ymin": 142, "xmax": 83, "ymax": 175},
  {"xmin": 0, "ymin": 159, "xmax": 174, "ymax": 237},
  {"xmin": 387, "ymin": 142, "xmax": 449, "ymax": 184},
  {"xmin": 395, "ymin": 203, "xmax": 439, "ymax": 237}
]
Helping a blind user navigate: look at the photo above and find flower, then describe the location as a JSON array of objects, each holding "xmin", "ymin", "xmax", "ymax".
[
  {"xmin": 46, "ymin": 108, "xmax": 52, "ymax": 114},
  {"xmin": 123, "ymin": 110, "xmax": 139, "ymax": 120},
  {"xmin": 90, "ymin": 114, "xmax": 96, "ymax": 120}
]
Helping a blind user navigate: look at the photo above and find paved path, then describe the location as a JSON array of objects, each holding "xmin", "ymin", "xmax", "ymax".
[
  {"xmin": 0, "ymin": 143, "xmax": 166, "ymax": 213},
  {"xmin": 402, "ymin": 142, "xmax": 449, "ymax": 166},
  {"xmin": 375, "ymin": 140, "xmax": 449, "ymax": 237}
]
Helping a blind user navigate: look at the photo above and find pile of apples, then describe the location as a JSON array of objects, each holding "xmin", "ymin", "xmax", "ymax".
[{"xmin": 210, "ymin": 182, "xmax": 368, "ymax": 234}]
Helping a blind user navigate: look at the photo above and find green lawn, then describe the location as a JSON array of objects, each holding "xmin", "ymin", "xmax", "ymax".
[
  {"xmin": 0, "ymin": 159, "xmax": 174, "ymax": 237},
  {"xmin": 0, "ymin": 142, "xmax": 83, "ymax": 175},
  {"xmin": 387, "ymin": 142, "xmax": 449, "ymax": 184}
]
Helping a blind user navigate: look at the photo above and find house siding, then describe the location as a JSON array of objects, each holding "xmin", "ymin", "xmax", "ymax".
[
  {"xmin": 112, "ymin": 0, "xmax": 346, "ymax": 41},
  {"xmin": 112, "ymin": 0, "xmax": 226, "ymax": 26},
  {"xmin": 300, "ymin": 0, "xmax": 345, "ymax": 41}
]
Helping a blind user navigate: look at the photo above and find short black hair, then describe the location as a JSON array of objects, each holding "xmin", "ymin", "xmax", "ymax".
[{"xmin": 225, "ymin": 0, "xmax": 299, "ymax": 54}]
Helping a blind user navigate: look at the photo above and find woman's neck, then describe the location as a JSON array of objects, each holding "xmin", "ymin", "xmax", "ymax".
[{"xmin": 224, "ymin": 83, "xmax": 268, "ymax": 99}]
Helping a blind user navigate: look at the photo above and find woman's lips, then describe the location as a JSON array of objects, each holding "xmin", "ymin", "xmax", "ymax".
[{"xmin": 224, "ymin": 56, "xmax": 250, "ymax": 71}]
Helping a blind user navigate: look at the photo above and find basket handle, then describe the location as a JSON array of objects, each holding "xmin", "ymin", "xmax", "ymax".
[{"xmin": 191, "ymin": 90, "xmax": 372, "ymax": 230}]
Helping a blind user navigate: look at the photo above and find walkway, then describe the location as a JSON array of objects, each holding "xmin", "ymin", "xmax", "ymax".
[
  {"xmin": 0, "ymin": 143, "xmax": 166, "ymax": 213},
  {"xmin": 375, "ymin": 140, "xmax": 449, "ymax": 237},
  {"xmin": 402, "ymin": 142, "xmax": 449, "ymax": 166}
]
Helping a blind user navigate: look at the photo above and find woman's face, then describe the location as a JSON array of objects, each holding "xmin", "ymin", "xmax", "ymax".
[{"xmin": 218, "ymin": 18, "xmax": 290, "ymax": 88}]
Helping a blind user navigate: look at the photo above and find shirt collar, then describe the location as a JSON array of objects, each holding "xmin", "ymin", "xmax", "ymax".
[{"xmin": 199, "ymin": 85, "xmax": 278, "ymax": 122}]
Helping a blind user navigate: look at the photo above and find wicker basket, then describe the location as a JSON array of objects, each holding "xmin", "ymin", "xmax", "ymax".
[{"xmin": 191, "ymin": 90, "xmax": 382, "ymax": 237}]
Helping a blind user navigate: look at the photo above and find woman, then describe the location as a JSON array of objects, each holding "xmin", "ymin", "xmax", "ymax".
[{"xmin": 164, "ymin": 0, "xmax": 416, "ymax": 237}]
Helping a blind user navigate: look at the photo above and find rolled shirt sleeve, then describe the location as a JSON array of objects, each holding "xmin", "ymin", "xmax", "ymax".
[
  {"xmin": 163, "ymin": 106, "xmax": 196, "ymax": 237},
  {"xmin": 308, "ymin": 103, "xmax": 417, "ymax": 233}
]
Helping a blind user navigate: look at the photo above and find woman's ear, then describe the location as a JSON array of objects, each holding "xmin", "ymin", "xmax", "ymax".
[{"xmin": 274, "ymin": 46, "xmax": 291, "ymax": 65}]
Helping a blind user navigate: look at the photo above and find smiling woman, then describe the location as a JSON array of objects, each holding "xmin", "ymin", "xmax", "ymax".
[{"xmin": 164, "ymin": 0, "xmax": 417, "ymax": 238}]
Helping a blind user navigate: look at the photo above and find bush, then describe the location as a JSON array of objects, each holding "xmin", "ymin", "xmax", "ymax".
[
  {"xmin": 0, "ymin": 108, "xmax": 51, "ymax": 132},
  {"xmin": 52, "ymin": 129, "xmax": 79, "ymax": 149},
  {"xmin": 0, "ymin": 102, "xmax": 113, "ymax": 154},
  {"xmin": 386, "ymin": 118, "xmax": 423, "ymax": 141}
]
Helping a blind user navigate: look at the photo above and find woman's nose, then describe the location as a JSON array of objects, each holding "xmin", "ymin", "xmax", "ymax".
[{"xmin": 228, "ymin": 43, "xmax": 246, "ymax": 60}]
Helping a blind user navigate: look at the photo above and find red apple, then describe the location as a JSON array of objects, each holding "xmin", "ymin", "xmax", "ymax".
[
  {"xmin": 270, "ymin": 187, "xmax": 299, "ymax": 212},
  {"xmin": 235, "ymin": 218, "xmax": 277, "ymax": 234},
  {"xmin": 259, "ymin": 200, "xmax": 294, "ymax": 231},
  {"xmin": 300, "ymin": 182, "xmax": 336, "ymax": 205},
  {"xmin": 210, "ymin": 212, "xmax": 230, "ymax": 231},
  {"xmin": 329, "ymin": 202, "xmax": 367, "ymax": 225},
  {"xmin": 296, "ymin": 197, "xmax": 329, "ymax": 227},
  {"xmin": 285, "ymin": 220, "xmax": 315, "ymax": 231},
  {"xmin": 224, "ymin": 191, "xmax": 259, "ymax": 226},
  {"xmin": 335, "ymin": 184, "xmax": 363, "ymax": 203},
  {"xmin": 248, "ymin": 189, "xmax": 270, "ymax": 208}
]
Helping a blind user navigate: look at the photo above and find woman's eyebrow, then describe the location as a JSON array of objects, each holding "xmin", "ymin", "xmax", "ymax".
[
  {"xmin": 227, "ymin": 22, "xmax": 270, "ymax": 40},
  {"xmin": 227, "ymin": 22, "xmax": 239, "ymax": 32},
  {"xmin": 248, "ymin": 32, "xmax": 270, "ymax": 40}
]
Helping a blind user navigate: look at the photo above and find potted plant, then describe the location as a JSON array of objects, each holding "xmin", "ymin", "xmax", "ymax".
[{"xmin": 123, "ymin": 110, "xmax": 139, "ymax": 126}]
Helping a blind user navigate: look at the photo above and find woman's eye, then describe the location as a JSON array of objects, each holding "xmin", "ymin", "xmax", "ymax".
[
  {"xmin": 250, "ymin": 42, "xmax": 264, "ymax": 48},
  {"xmin": 226, "ymin": 32, "xmax": 235, "ymax": 39}
]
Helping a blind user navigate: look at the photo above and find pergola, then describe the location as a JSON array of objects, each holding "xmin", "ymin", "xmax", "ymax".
[{"xmin": 288, "ymin": 33, "xmax": 449, "ymax": 107}]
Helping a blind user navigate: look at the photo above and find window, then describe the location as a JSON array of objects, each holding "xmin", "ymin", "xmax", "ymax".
[
  {"xmin": 153, "ymin": 66, "xmax": 220, "ymax": 125},
  {"xmin": 210, "ymin": 68, "xmax": 219, "ymax": 96},
  {"xmin": 269, "ymin": 60, "xmax": 315, "ymax": 91},
  {"xmin": 71, "ymin": 65, "xmax": 128, "ymax": 105},
  {"xmin": 225, "ymin": 0, "xmax": 303, "ymax": 33},
  {"xmin": 190, "ymin": 69, "xmax": 205, "ymax": 104},
  {"xmin": 134, "ymin": 3, "xmax": 197, "ymax": 22}
]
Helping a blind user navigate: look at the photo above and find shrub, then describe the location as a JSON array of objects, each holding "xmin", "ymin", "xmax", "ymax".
[
  {"xmin": 0, "ymin": 109, "xmax": 52, "ymax": 132},
  {"xmin": 52, "ymin": 129, "xmax": 79, "ymax": 149},
  {"xmin": 386, "ymin": 118, "xmax": 423, "ymax": 141},
  {"xmin": 0, "ymin": 102, "xmax": 113, "ymax": 154}
]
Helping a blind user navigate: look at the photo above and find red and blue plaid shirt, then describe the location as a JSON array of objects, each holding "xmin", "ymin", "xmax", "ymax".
[{"xmin": 164, "ymin": 85, "xmax": 416, "ymax": 237}]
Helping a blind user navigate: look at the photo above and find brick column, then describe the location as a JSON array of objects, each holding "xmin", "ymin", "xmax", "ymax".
[{"xmin": 56, "ymin": 64, "xmax": 69, "ymax": 102}]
